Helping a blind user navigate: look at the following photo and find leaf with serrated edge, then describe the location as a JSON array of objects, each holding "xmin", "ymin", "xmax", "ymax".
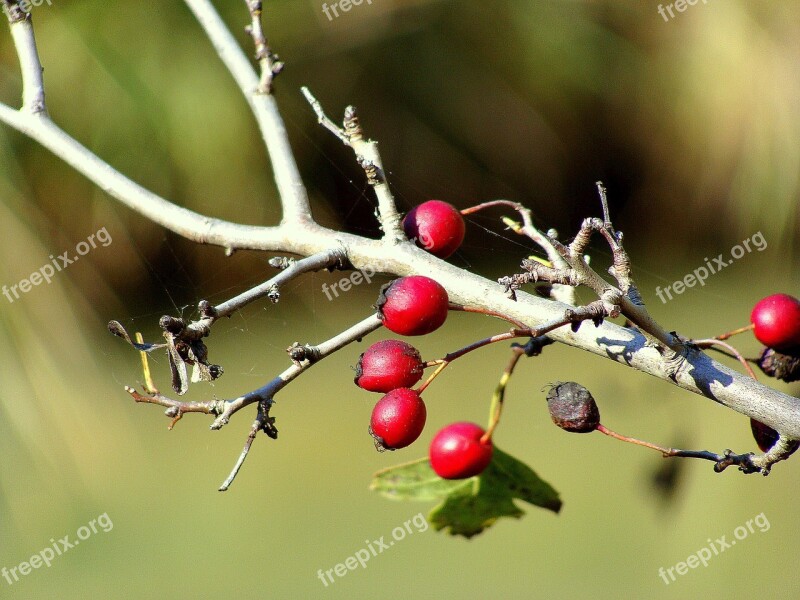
[{"xmin": 370, "ymin": 446, "xmax": 561, "ymax": 538}]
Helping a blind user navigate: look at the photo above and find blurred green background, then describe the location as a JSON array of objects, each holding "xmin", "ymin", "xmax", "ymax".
[{"xmin": 1, "ymin": 0, "xmax": 799, "ymax": 598}]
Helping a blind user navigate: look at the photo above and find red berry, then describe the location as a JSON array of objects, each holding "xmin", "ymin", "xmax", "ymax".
[
  {"xmin": 355, "ymin": 340, "xmax": 424, "ymax": 392},
  {"xmin": 429, "ymin": 422, "xmax": 493, "ymax": 479},
  {"xmin": 376, "ymin": 276, "xmax": 449, "ymax": 336},
  {"xmin": 751, "ymin": 294, "xmax": 800, "ymax": 351},
  {"xmin": 369, "ymin": 388, "xmax": 427, "ymax": 450},
  {"xmin": 403, "ymin": 200, "xmax": 466, "ymax": 259}
]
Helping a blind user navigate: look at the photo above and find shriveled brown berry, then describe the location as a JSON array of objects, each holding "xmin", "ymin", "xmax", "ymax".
[
  {"xmin": 758, "ymin": 347, "xmax": 800, "ymax": 383},
  {"xmin": 546, "ymin": 382, "xmax": 600, "ymax": 433}
]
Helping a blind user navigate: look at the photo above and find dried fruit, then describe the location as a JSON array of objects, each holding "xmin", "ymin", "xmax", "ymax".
[
  {"xmin": 757, "ymin": 347, "xmax": 800, "ymax": 382},
  {"xmin": 546, "ymin": 382, "xmax": 600, "ymax": 433}
]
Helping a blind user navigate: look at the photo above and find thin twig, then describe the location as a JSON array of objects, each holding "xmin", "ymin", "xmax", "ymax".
[
  {"xmin": 212, "ymin": 249, "xmax": 346, "ymax": 319},
  {"xmin": 461, "ymin": 199, "xmax": 573, "ymax": 305},
  {"xmin": 125, "ymin": 314, "xmax": 384, "ymax": 430},
  {"xmin": 243, "ymin": 0, "xmax": 283, "ymax": 94},
  {"xmin": 3, "ymin": 2, "xmax": 46, "ymax": 113},
  {"xmin": 219, "ymin": 416, "xmax": 263, "ymax": 491},
  {"xmin": 184, "ymin": 0, "xmax": 312, "ymax": 223},
  {"xmin": 301, "ymin": 87, "xmax": 405, "ymax": 242},
  {"xmin": 219, "ymin": 400, "xmax": 278, "ymax": 492},
  {"xmin": 418, "ymin": 313, "xmax": 596, "ymax": 391}
]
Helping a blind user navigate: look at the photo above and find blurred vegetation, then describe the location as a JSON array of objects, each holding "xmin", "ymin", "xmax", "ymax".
[{"xmin": 0, "ymin": 1, "xmax": 798, "ymax": 598}]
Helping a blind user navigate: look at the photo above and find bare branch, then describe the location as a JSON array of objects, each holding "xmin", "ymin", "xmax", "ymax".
[
  {"xmin": 184, "ymin": 0, "xmax": 311, "ymax": 223},
  {"xmin": 209, "ymin": 313, "xmax": 383, "ymax": 428},
  {"xmin": 461, "ymin": 200, "xmax": 576, "ymax": 305},
  {"xmin": 502, "ymin": 192, "xmax": 680, "ymax": 351},
  {"xmin": 302, "ymin": 87, "xmax": 405, "ymax": 242},
  {"xmin": 3, "ymin": 2, "xmax": 45, "ymax": 113},
  {"xmin": 125, "ymin": 386, "xmax": 226, "ymax": 424},
  {"xmin": 124, "ymin": 314, "xmax": 383, "ymax": 432},
  {"xmin": 219, "ymin": 400, "xmax": 277, "ymax": 491},
  {"xmin": 219, "ymin": 415, "xmax": 263, "ymax": 491},
  {"xmin": 2, "ymin": 0, "xmax": 799, "ymax": 450},
  {"xmin": 112, "ymin": 249, "xmax": 351, "ymax": 395},
  {"xmin": 212, "ymin": 249, "xmax": 347, "ymax": 318},
  {"xmin": 243, "ymin": 0, "xmax": 283, "ymax": 94}
]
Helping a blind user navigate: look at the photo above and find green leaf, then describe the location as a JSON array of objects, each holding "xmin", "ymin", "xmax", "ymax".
[
  {"xmin": 369, "ymin": 446, "xmax": 561, "ymax": 538},
  {"xmin": 370, "ymin": 457, "xmax": 469, "ymax": 501}
]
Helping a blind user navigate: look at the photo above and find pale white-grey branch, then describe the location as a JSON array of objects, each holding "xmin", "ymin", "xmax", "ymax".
[{"xmin": 1, "ymin": 1, "xmax": 799, "ymax": 448}]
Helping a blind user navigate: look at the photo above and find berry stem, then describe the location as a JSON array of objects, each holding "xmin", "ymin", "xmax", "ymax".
[
  {"xmin": 419, "ymin": 314, "xmax": 601, "ymax": 395},
  {"xmin": 714, "ymin": 324, "xmax": 754, "ymax": 341},
  {"xmin": 449, "ymin": 304, "xmax": 528, "ymax": 329},
  {"xmin": 416, "ymin": 361, "xmax": 449, "ymax": 394},
  {"xmin": 594, "ymin": 423, "xmax": 790, "ymax": 474},
  {"xmin": 596, "ymin": 424, "xmax": 673, "ymax": 454},
  {"xmin": 690, "ymin": 338, "xmax": 758, "ymax": 380},
  {"xmin": 417, "ymin": 316, "xmax": 576, "ymax": 393},
  {"xmin": 481, "ymin": 347, "xmax": 525, "ymax": 443},
  {"xmin": 459, "ymin": 199, "xmax": 524, "ymax": 216},
  {"xmin": 417, "ymin": 330, "xmax": 529, "ymax": 393}
]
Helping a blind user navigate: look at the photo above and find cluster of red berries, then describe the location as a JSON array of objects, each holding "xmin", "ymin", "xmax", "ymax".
[
  {"xmin": 747, "ymin": 293, "xmax": 800, "ymax": 451},
  {"xmin": 355, "ymin": 200, "xmax": 493, "ymax": 479}
]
